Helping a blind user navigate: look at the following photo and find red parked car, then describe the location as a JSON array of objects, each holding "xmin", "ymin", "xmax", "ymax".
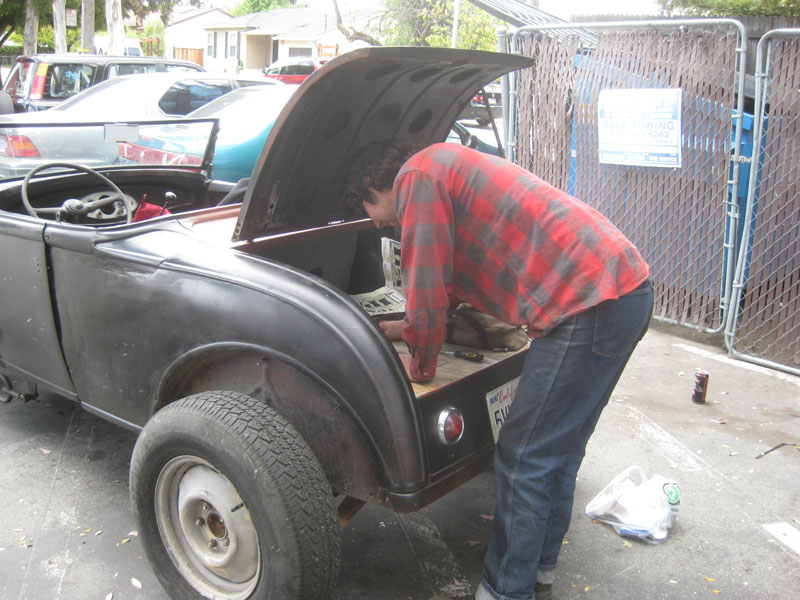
[{"xmin": 262, "ymin": 57, "xmax": 321, "ymax": 84}]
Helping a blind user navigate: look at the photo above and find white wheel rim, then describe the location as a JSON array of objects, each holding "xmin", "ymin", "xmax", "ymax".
[{"xmin": 154, "ymin": 456, "xmax": 261, "ymax": 599}]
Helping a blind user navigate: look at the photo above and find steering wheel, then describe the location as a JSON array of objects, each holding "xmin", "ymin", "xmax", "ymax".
[{"xmin": 21, "ymin": 162, "xmax": 132, "ymax": 224}]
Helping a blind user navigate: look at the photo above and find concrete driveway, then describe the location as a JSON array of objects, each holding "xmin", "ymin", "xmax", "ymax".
[{"xmin": 1, "ymin": 323, "xmax": 798, "ymax": 599}]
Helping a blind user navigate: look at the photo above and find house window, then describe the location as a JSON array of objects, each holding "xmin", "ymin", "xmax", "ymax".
[
  {"xmin": 207, "ymin": 33, "xmax": 214, "ymax": 57},
  {"xmin": 228, "ymin": 32, "xmax": 238, "ymax": 58}
]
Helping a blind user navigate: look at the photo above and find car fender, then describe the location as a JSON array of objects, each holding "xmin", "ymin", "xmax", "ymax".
[
  {"xmin": 152, "ymin": 248, "xmax": 428, "ymax": 496},
  {"xmin": 156, "ymin": 340, "xmax": 390, "ymax": 504},
  {"xmin": 73, "ymin": 231, "xmax": 428, "ymax": 497}
]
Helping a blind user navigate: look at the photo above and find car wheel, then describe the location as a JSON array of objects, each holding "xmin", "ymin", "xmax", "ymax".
[
  {"xmin": 130, "ymin": 390, "xmax": 341, "ymax": 599},
  {"xmin": 476, "ymin": 117, "xmax": 491, "ymax": 127}
]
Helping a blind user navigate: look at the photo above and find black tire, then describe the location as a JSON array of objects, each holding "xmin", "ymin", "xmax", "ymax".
[
  {"xmin": 476, "ymin": 117, "xmax": 490, "ymax": 127},
  {"xmin": 130, "ymin": 391, "xmax": 341, "ymax": 599}
]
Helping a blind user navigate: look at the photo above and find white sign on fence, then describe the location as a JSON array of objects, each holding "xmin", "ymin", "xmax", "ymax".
[
  {"xmin": 66, "ymin": 9, "xmax": 78, "ymax": 27},
  {"xmin": 597, "ymin": 88, "xmax": 682, "ymax": 168}
]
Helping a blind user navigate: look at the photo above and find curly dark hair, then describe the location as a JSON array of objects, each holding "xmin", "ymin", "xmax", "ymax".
[{"xmin": 340, "ymin": 141, "xmax": 421, "ymax": 216}]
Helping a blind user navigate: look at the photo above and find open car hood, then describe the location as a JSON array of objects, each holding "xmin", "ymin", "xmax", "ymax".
[{"xmin": 233, "ymin": 47, "xmax": 533, "ymax": 241}]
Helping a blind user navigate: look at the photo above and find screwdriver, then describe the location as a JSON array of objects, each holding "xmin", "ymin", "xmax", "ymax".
[{"xmin": 440, "ymin": 349, "xmax": 484, "ymax": 362}]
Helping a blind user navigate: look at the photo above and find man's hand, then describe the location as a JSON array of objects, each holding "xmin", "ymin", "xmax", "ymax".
[
  {"xmin": 379, "ymin": 319, "xmax": 404, "ymax": 341},
  {"xmin": 399, "ymin": 353, "xmax": 433, "ymax": 383},
  {"xmin": 379, "ymin": 319, "xmax": 434, "ymax": 382}
]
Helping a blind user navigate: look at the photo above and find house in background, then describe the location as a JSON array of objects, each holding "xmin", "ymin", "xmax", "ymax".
[
  {"xmin": 164, "ymin": 7, "xmax": 233, "ymax": 67},
  {"xmin": 203, "ymin": 2, "xmax": 375, "ymax": 73}
]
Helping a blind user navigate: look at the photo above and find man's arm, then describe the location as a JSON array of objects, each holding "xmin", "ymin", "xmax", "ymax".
[{"xmin": 395, "ymin": 171, "xmax": 455, "ymax": 382}]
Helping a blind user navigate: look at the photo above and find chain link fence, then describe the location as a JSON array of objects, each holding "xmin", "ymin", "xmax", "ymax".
[
  {"xmin": 726, "ymin": 30, "xmax": 800, "ymax": 375},
  {"xmin": 510, "ymin": 20, "xmax": 747, "ymax": 333}
]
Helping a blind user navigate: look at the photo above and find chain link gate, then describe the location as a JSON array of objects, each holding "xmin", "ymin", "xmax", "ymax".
[
  {"xmin": 507, "ymin": 20, "xmax": 748, "ymax": 333},
  {"xmin": 725, "ymin": 29, "xmax": 800, "ymax": 376}
]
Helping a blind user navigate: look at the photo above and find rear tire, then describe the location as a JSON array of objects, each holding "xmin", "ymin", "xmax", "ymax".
[{"xmin": 130, "ymin": 391, "xmax": 340, "ymax": 599}]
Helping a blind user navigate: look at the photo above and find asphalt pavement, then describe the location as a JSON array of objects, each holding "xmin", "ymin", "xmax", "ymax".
[{"xmin": 1, "ymin": 319, "xmax": 799, "ymax": 600}]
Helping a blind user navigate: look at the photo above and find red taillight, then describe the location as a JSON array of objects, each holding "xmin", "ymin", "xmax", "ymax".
[
  {"xmin": 437, "ymin": 408, "xmax": 464, "ymax": 445},
  {"xmin": 1, "ymin": 134, "xmax": 40, "ymax": 157},
  {"xmin": 29, "ymin": 63, "xmax": 48, "ymax": 100},
  {"xmin": 472, "ymin": 93, "xmax": 485, "ymax": 103}
]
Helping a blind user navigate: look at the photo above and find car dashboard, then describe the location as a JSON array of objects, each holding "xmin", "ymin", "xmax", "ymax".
[{"xmin": 0, "ymin": 166, "xmax": 221, "ymax": 225}]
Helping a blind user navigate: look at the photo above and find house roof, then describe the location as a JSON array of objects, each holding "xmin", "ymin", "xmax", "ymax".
[
  {"xmin": 204, "ymin": 0, "xmax": 378, "ymax": 37},
  {"xmin": 167, "ymin": 7, "xmax": 231, "ymax": 28},
  {"xmin": 207, "ymin": 7, "xmax": 331, "ymax": 35}
]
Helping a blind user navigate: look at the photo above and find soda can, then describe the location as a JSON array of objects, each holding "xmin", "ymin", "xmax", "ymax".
[{"xmin": 692, "ymin": 370, "xmax": 709, "ymax": 404}]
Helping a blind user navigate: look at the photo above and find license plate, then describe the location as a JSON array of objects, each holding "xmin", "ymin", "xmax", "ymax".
[{"xmin": 485, "ymin": 377, "xmax": 520, "ymax": 443}]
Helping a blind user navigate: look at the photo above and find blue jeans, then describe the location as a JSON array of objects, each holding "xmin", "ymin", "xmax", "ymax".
[{"xmin": 480, "ymin": 281, "xmax": 653, "ymax": 600}]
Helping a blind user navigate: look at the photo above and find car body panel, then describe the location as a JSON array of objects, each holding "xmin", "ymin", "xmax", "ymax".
[
  {"xmin": 118, "ymin": 86, "xmax": 297, "ymax": 182},
  {"xmin": 234, "ymin": 46, "xmax": 532, "ymax": 240},
  {"xmin": 0, "ymin": 212, "xmax": 75, "ymax": 397},
  {"xmin": 0, "ymin": 72, "xmax": 272, "ymax": 123},
  {"xmin": 263, "ymin": 57, "xmax": 320, "ymax": 84}
]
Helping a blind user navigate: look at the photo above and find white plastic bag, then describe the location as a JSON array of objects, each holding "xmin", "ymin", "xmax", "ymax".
[{"xmin": 585, "ymin": 465, "xmax": 679, "ymax": 543}]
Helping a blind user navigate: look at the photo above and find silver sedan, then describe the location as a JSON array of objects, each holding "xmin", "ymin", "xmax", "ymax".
[{"xmin": 0, "ymin": 72, "xmax": 279, "ymax": 178}]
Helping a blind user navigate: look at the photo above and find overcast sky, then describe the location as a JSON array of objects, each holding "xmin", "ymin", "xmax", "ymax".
[{"xmin": 537, "ymin": 0, "xmax": 662, "ymax": 20}]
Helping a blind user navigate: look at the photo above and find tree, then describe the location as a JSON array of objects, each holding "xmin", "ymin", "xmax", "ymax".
[
  {"xmin": 231, "ymin": 0, "xmax": 293, "ymax": 17},
  {"xmin": 0, "ymin": 0, "xmax": 22, "ymax": 48},
  {"xmin": 142, "ymin": 15, "xmax": 164, "ymax": 56},
  {"xmin": 659, "ymin": 0, "xmax": 800, "ymax": 18},
  {"xmin": 109, "ymin": 1, "xmax": 199, "ymax": 28},
  {"xmin": 53, "ymin": 0, "xmax": 67, "ymax": 53},
  {"xmin": 380, "ymin": 0, "xmax": 499, "ymax": 50},
  {"xmin": 105, "ymin": 0, "xmax": 124, "ymax": 54},
  {"xmin": 8, "ymin": 0, "xmax": 89, "ymax": 52},
  {"xmin": 81, "ymin": 0, "xmax": 95, "ymax": 52},
  {"xmin": 24, "ymin": 0, "xmax": 39, "ymax": 54}
]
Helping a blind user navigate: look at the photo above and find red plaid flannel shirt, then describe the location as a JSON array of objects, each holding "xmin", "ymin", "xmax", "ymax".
[{"xmin": 395, "ymin": 144, "xmax": 649, "ymax": 382}]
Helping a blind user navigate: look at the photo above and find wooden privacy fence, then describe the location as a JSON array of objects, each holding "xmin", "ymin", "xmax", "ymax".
[{"xmin": 173, "ymin": 47, "xmax": 204, "ymax": 67}]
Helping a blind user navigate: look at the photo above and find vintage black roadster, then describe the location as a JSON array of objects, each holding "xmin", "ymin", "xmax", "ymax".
[{"xmin": 0, "ymin": 47, "xmax": 532, "ymax": 599}]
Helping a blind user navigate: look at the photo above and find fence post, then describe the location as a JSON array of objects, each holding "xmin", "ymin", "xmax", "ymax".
[{"xmin": 725, "ymin": 29, "xmax": 800, "ymax": 376}]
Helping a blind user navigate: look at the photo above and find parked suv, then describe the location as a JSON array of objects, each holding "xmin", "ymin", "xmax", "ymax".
[{"xmin": 2, "ymin": 54, "xmax": 205, "ymax": 112}]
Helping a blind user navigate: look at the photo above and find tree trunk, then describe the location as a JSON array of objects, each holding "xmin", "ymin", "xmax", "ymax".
[
  {"xmin": 105, "ymin": 0, "xmax": 125, "ymax": 55},
  {"xmin": 53, "ymin": 0, "xmax": 68, "ymax": 53},
  {"xmin": 24, "ymin": 0, "xmax": 39, "ymax": 56},
  {"xmin": 81, "ymin": 0, "xmax": 95, "ymax": 53}
]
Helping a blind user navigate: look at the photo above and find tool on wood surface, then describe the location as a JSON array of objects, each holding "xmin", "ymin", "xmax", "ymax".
[{"xmin": 440, "ymin": 349, "xmax": 484, "ymax": 362}]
